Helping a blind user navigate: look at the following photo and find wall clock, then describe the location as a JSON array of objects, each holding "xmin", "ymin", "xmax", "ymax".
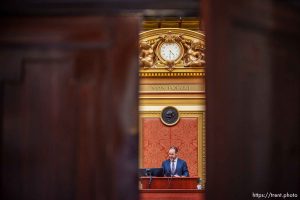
[{"xmin": 157, "ymin": 42, "xmax": 184, "ymax": 64}]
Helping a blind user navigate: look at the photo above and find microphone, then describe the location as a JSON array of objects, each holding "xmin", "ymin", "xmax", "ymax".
[{"xmin": 145, "ymin": 168, "xmax": 151, "ymax": 176}]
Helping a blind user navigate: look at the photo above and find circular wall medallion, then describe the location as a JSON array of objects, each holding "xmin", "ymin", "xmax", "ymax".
[{"xmin": 160, "ymin": 106, "xmax": 180, "ymax": 126}]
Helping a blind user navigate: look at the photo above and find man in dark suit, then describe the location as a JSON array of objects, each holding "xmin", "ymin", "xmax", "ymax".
[{"xmin": 161, "ymin": 146, "xmax": 189, "ymax": 177}]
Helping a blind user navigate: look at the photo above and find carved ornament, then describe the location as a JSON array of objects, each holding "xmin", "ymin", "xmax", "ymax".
[{"xmin": 139, "ymin": 28, "xmax": 205, "ymax": 71}]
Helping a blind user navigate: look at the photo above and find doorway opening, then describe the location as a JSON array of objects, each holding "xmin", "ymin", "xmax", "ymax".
[{"xmin": 138, "ymin": 16, "xmax": 206, "ymax": 189}]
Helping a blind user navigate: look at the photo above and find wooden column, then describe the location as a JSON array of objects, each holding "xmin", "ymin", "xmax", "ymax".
[
  {"xmin": 0, "ymin": 16, "xmax": 140, "ymax": 200},
  {"xmin": 203, "ymin": 0, "xmax": 300, "ymax": 199}
]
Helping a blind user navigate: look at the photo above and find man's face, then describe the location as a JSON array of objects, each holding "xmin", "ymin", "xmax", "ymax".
[{"xmin": 168, "ymin": 149, "xmax": 177, "ymax": 161}]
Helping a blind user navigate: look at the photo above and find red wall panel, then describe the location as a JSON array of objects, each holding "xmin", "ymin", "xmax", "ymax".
[
  {"xmin": 142, "ymin": 117, "xmax": 198, "ymax": 176},
  {"xmin": 171, "ymin": 118, "xmax": 198, "ymax": 177},
  {"xmin": 143, "ymin": 118, "xmax": 170, "ymax": 168}
]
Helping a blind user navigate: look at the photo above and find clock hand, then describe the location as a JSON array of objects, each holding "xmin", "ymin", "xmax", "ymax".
[{"xmin": 169, "ymin": 50, "xmax": 175, "ymax": 56}]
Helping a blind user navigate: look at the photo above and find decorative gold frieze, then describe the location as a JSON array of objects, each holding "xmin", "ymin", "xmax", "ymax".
[
  {"xmin": 140, "ymin": 84, "xmax": 204, "ymax": 93},
  {"xmin": 139, "ymin": 28, "xmax": 205, "ymax": 72},
  {"xmin": 142, "ymin": 17, "xmax": 202, "ymax": 32},
  {"xmin": 139, "ymin": 72, "xmax": 205, "ymax": 77}
]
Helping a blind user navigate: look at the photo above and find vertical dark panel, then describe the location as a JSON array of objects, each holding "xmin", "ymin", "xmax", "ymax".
[
  {"xmin": 0, "ymin": 16, "xmax": 139, "ymax": 200},
  {"xmin": 2, "ymin": 58, "xmax": 78, "ymax": 200},
  {"xmin": 203, "ymin": 0, "xmax": 300, "ymax": 199},
  {"xmin": 269, "ymin": 4, "xmax": 300, "ymax": 192}
]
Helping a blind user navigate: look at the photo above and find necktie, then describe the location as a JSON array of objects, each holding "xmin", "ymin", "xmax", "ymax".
[{"xmin": 171, "ymin": 161, "xmax": 175, "ymax": 175}]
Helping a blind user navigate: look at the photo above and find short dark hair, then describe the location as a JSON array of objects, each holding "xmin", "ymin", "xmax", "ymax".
[{"xmin": 169, "ymin": 146, "xmax": 178, "ymax": 153}]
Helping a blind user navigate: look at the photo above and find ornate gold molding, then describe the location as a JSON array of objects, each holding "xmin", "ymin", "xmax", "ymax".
[
  {"xmin": 139, "ymin": 28, "xmax": 205, "ymax": 72},
  {"xmin": 139, "ymin": 105, "xmax": 205, "ymax": 112},
  {"xmin": 139, "ymin": 71, "xmax": 205, "ymax": 77},
  {"xmin": 140, "ymin": 84, "xmax": 204, "ymax": 93},
  {"xmin": 142, "ymin": 17, "xmax": 202, "ymax": 32}
]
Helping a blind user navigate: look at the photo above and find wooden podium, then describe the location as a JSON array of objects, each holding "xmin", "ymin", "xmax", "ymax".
[{"xmin": 139, "ymin": 177, "xmax": 205, "ymax": 200}]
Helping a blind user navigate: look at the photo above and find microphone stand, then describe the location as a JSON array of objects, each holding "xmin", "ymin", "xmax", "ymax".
[
  {"xmin": 148, "ymin": 174, "xmax": 152, "ymax": 189},
  {"xmin": 146, "ymin": 169, "xmax": 152, "ymax": 189},
  {"xmin": 167, "ymin": 171, "xmax": 173, "ymax": 189}
]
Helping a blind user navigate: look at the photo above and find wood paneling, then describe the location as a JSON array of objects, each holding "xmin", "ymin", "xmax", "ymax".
[
  {"xmin": 203, "ymin": 0, "xmax": 300, "ymax": 199},
  {"xmin": 1, "ymin": 0, "xmax": 200, "ymax": 16},
  {"xmin": 140, "ymin": 177, "xmax": 199, "ymax": 189},
  {"xmin": 140, "ymin": 189, "xmax": 204, "ymax": 200},
  {"xmin": 0, "ymin": 16, "xmax": 139, "ymax": 200}
]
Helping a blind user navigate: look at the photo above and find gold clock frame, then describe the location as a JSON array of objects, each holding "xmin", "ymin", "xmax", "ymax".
[{"xmin": 156, "ymin": 41, "xmax": 184, "ymax": 67}]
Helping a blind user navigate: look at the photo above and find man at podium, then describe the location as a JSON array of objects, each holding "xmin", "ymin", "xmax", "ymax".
[{"xmin": 161, "ymin": 146, "xmax": 189, "ymax": 177}]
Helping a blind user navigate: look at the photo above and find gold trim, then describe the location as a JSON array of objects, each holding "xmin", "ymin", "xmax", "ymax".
[
  {"xmin": 139, "ymin": 72, "xmax": 205, "ymax": 77},
  {"xmin": 139, "ymin": 116, "xmax": 144, "ymax": 167},
  {"xmin": 139, "ymin": 105, "xmax": 205, "ymax": 112},
  {"xmin": 139, "ymin": 96, "xmax": 205, "ymax": 99},
  {"xmin": 202, "ymin": 112, "xmax": 206, "ymax": 189},
  {"xmin": 140, "ymin": 28, "xmax": 204, "ymax": 41},
  {"xmin": 140, "ymin": 84, "xmax": 204, "ymax": 93},
  {"xmin": 142, "ymin": 18, "xmax": 202, "ymax": 32}
]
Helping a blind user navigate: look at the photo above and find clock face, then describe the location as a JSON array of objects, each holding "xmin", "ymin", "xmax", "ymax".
[{"xmin": 159, "ymin": 42, "xmax": 181, "ymax": 62}]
